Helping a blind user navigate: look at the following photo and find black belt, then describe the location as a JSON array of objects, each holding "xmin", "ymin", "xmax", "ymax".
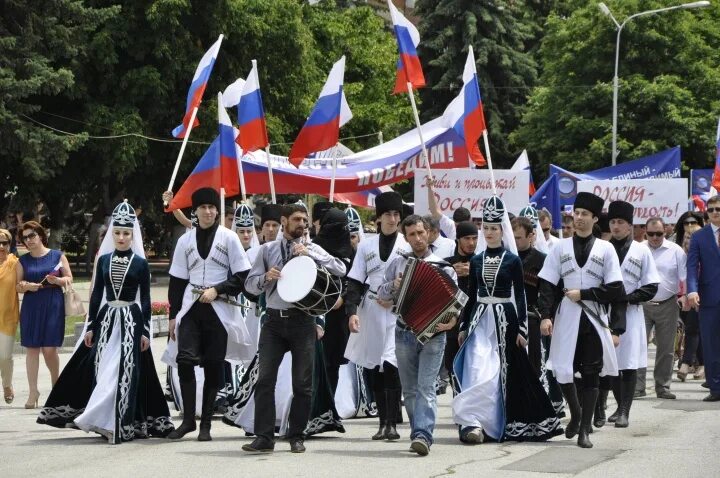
[
  {"xmin": 646, "ymin": 296, "xmax": 677, "ymax": 306},
  {"xmin": 267, "ymin": 308, "xmax": 309, "ymax": 319}
]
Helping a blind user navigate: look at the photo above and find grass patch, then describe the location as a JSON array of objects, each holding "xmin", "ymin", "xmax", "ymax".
[{"xmin": 65, "ymin": 315, "xmax": 86, "ymax": 336}]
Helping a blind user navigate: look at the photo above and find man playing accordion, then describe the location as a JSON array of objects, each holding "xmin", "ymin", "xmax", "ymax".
[{"xmin": 378, "ymin": 214, "xmax": 459, "ymax": 456}]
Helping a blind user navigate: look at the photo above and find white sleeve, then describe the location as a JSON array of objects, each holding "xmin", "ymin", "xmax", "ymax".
[
  {"xmin": 439, "ymin": 214, "xmax": 456, "ymax": 240},
  {"xmin": 678, "ymin": 247, "xmax": 687, "ymax": 288},
  {"xmin": 538, "ymin": 244, "xmax": 561, "ymax": 285},
  {"xmin": 347, "ymin": 241, "xmax": 368, "ymax": 283},
  {"xmin": 641, "ymin": 248, "xmax": 660, "ymax": 286},
  {"xmin": 169, "ymin": 234, "xmax": 190, "ymax": 279},
  {"xmin": 603, "ymin": 243, "xmax": 624, "ymax": 284}
]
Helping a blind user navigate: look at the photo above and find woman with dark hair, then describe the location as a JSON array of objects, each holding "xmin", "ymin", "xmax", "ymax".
[
  {"xmin": 37, "ymin": 201, "xmax": 173, "ymax": 443},
  {"xmin": 15, "ymin": 221, "xmax": 72, "ymax": 408},
  {"xmin": 673, "ymin": 212, "xmax": 704, "ymax": 247},
  {"xmin": 313, "ymin": 208, "xmax": 355, "ymax": 394},
  {"xmin": 678, "ymin": 231, "xmax": 704, "ymax": 381}
]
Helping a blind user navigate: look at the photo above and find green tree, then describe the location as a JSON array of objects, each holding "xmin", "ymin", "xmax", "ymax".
[
  {"xmin": 0, "ymin": 0, "xmax": 118, "ymax": 219},
  {"xmin": 510, "ymin": 0, "xmax": 720, "ymax": 177},
  {"xmin": 414, "ymin": 0, "xmax": 538, "ymax": 167}
]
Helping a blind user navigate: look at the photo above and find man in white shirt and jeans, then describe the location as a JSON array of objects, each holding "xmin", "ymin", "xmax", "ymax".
[{"xmin": 637, "ymin": 217, "xmax": 686, "ymax": 399}]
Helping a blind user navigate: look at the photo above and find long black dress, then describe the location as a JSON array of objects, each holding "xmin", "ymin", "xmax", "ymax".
[
  {"xmin": 453, "ymin": 246, "xmax": 562, "ymax": 442},
  {"xmin": 37, "ymin": 249, "xmax": 174, "ymax": 443}
]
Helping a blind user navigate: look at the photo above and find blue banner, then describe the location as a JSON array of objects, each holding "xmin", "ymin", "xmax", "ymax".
[{"xmin": 532, "ymin": 146, "xmax": 682, "ymax": 229}]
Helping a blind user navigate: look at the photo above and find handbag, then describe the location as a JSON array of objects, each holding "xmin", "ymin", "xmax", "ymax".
[{"xmin": 63, "ymin": 285, "xmax": 86, "ymax": 317}]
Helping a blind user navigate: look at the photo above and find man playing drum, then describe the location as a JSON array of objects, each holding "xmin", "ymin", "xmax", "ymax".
[
  {"xmin": 344, "ymin": 191, "xmax": 408, "ymax": 442},
  {"xmin": 242, "ymin": 203, "xmax": 346, "ymax": 454}
]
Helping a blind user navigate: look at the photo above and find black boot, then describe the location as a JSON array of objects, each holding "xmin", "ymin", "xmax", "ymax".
[
  {"xmin": 578, "ymin": 387, "xmax": 598, "ymax": 448},
  {"xmin": 615, "ymin": 370, "xmax": 636, "ymax": 428},
  {"xmin": 371, "ymin": 390, "xmax": 387, "ymax": 440},
  {"xmin": 384, "ymin": 389, "xmax": 400, "ymax": 441},
  {"xmin": 168, "ymin": 379, "xmax": 197, "ymax": 440},
  {"xmin": 594, "ymin": 389, "xmax": 608, "ymax": 428},
  {"xmin": 198, "ymin": 386, "xmax": 217, "ymax": 441},
  {"xmin": 560, "ymin": 383, "xmax": 582, "ymax": 439},
  {"xmin": 607, "ymin": 377, "xmax": 621, "ymax": 423}
]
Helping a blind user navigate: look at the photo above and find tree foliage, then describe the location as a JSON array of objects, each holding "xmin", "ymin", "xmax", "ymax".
[
  {"xmin": 414, "ymin": 0, "xmax": 538, "ymax": 167},
  {"xmin": 510, "ymin": 0, "xmax": 720, "ymax": 177}
]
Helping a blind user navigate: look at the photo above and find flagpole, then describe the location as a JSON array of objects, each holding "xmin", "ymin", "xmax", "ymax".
[
  {"xmin": 235, "ymin": 143, "xmax": 247, "ymax": 202},
  {"xmin": 406, "ymin": 81, "xmax": 432, "ymax": 179},
  {"xmin": 220, "ymin": 187, "xmax": 226, "ymax": 221},
  {"xmin": 165, "ymin": 106, "xmax": 199, "ymax": 205},
  {"xmin": 329, "ymin": 143, "xmax": 340, "ymax": 202},
  {"xmin": 482, "ymin": 130, "xmax": 497, "ymax": 196},
  {"xmin": 251, "ymin": 59, "xmax": 277, "ymax": 204},
  {"xmin": 265, "ymin": 146, "xmax": 277, "ymax": 204}
]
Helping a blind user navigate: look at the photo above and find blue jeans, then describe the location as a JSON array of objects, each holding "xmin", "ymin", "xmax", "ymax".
[{"xmin": 395, "ymin": 327, "xmax": 446, "ymax": 445}]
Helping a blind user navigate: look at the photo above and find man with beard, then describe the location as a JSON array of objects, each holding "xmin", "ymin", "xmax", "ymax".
[
  {"xmin": 441, "ymin": 221, "xmax": 477, "ymax": 393},
  {"xmin": 378, "ymin": 215, "xmax": 458, "ymax": 456},
  {"xmin": 538, "ymin": 192, "xmax": 624, "ymax": 448},
  {"xmin": 345, "ymin": 191, "xmax": 408, "ymax": 442},
  {"xmin": 242, "ymin": 203, "xmax": 346, "ymax": 453},
  {"xmin": 167, "ymin": 188, "xmax": 254, "ymax": 442}
]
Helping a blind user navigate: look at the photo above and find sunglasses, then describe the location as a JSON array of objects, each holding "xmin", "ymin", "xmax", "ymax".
[
  {"xmin": 707, "ymin": 207, "xmax": 720, "ymax": 213},
  {"xmin": 646, "ymin": 231, "xmax": 664, "ymax": 237},
  {"xmin": 22, "ymin": 232, "xmax": 38, "ymax": 241},
  {"xmin": 683, "ymin": 220, "xmax": 698, "ymax": 225},
  {"xmin": 0, "ymin": 241, "xmax": 9, "ymax": 247}
]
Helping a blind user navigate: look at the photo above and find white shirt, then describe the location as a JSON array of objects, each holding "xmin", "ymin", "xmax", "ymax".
[
  {"xmin": 431, "ymin": 235, "xmax": 456, "ymax": 259},
  {"xmin": 644, "ymin": 238, "xmax": 686, "ymax": 301},
  {"xmin": 439, "ymin": 214, "xmax": 456, "ymax": 240},
  {"xmin": 545, "ymin": 233, "xmax": 559, "ymax": 250}
]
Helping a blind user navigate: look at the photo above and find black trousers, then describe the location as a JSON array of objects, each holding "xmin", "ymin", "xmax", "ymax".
[
  {"xmin": 573, "ymin": 314, "xmax": 603, "ymax": 377},
  {"xmin": 254, "ymin": 310, "xmax": 316, "ymax": 442},
  {"xmin": 177, "ymin": 302, "xmax": 228, "ymax": 367}
]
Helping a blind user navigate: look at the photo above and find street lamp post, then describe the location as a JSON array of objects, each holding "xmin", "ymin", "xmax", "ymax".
[{"xmin": 598, "ymin": 1, "xmax": 710, "ymax": 166}]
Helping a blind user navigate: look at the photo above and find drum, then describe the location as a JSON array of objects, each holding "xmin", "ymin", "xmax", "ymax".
[{"xmin": 277, "ymin": 256, "xmax": 342, "ymax": 316}]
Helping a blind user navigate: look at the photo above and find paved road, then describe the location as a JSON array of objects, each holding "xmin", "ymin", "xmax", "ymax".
[{"xmin": 1, "ymin": 343, "xmax": 717, "ymax": 478}]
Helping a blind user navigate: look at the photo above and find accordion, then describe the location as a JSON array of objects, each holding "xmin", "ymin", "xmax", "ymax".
[{"xmin": 393, "ymin": 256, "xmax": 468, "ymax": 344}]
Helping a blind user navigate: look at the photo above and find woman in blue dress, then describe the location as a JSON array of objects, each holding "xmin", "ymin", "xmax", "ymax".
[
  {"xmin": 452, "ymin": 196, "xmax": 562, "ymax": 444},
  {"xmin": 16, "ymin": 221, "xmax": 72, "ymax": 409},
  {"xmin": 37, "ymin": 202, "xmax": 173, "ymax": 443}
]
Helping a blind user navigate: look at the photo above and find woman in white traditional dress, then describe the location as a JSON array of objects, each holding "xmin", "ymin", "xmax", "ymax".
[{"xmin": 37, "ymin": 201, "xmax": 174, "ymax": 443}]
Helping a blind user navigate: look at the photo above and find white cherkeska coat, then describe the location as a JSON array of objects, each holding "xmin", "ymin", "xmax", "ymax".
[{"xmin": 538, "ymin": 237, "xmax": 622, "ymax": 384}]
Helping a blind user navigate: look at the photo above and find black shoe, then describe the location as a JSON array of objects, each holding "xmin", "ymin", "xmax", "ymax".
[
  {"xmin": 702, "ymin": 393, "xmax": 720, "ymax": 402},
  {"xmin": 372, "ymin": 422, "xmax": 387, "ymax": 440},
  {"xmin": 167, "ymin": 379, "xmax": 197, "ymax": 440},
  {"xmin": 578, "ymin": 387, "xmax": 598, "ymax": 449},
  {"xmin": 656, "ymin": 390, "xmax": 676, "ymax": 400},
  {"xmin": 197, "ymin": 386, "xmax": 217, "ymax": 442},
  {"xmin": 594, "ymin": 389, "xmax": 608, "ymax": 428},
  {"xmin": 701, "ymin": 382, "xmax": 709, "ymax": 389},
  {"xmin": 242, "ymin": 437, "xmax": 275, "ymax": 453},
  {"xmin": 560, "ymin": 383, "xmax": 581, "ymax": 439},
  {"xmin": 384, "ymin": 423, "xmax": 400, "ymax": 441},
  {"xmin": 289, "ymin": 438, "xmax": 306, "ymax": 453}
]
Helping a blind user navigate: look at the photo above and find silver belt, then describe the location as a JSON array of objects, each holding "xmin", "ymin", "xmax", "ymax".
[
  {"xmin": 107, "ymin": 300, "xmax": 133, "ymax": 308},
  {"xmin": 478, "ymin": 296, "xmax": 508, "ymax": 304}
]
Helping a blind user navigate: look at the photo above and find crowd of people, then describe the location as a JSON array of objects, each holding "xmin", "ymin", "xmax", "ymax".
[{"xmin": 1, "ymin": 184, "xmax": 718, "ymax": 456}]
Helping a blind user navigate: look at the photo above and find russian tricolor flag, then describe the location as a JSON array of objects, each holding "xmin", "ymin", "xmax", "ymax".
[
  {"xmin": 235, "ymin": 62, "xmax": 269, "ymax": 152},
  {"xmin": 171, "ymin": 35, "xmax": 223, "ymax": 139},
  {"xmin": 441, "ymin": 47, "xmax": 487, "ymax": 167},
  {"xmin": 388, "ymin": 0, "xmax": 425, "ymax": 94},
  {"xmin": 511, "ymin": 150, "xmax": 537, "ymax": 196},
  {"xmin": 288, "ymin": 56, "xmax": 352, "ymax": 168},
  {"xmin": 713, "ymin": 139, "xmax": 720, "ymax": 193},
  {"xmin": 167, "ymin": 101, "xmax": 240, "ymax": 211}
]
